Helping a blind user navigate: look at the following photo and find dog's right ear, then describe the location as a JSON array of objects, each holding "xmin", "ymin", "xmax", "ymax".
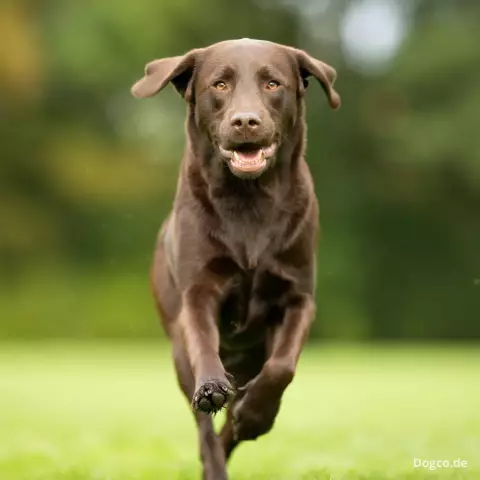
[{"xmin": 131, "ymin": 49, "xmax": 201, "ymax": 102}]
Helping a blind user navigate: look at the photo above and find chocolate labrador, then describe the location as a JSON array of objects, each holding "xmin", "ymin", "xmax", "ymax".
[{"xmin": 131, "ymin": 38, "xmax": 340, "ymax": 479}]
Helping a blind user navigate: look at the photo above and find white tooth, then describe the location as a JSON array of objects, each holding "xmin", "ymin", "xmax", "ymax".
[
  {"xmin": 260, "ymin": 150, "xmax": 265, "ymax": 161},
  {"xmin": 233, "ymin": 151, "xmax": 240, "ymax": 162}
]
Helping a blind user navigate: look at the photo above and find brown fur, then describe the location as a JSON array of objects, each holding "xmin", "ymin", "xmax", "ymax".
[{"xmin": 132, "ymin": 38, "xmax": 340, "ymax": 480}]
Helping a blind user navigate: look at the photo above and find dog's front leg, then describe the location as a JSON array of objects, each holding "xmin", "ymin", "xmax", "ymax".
[
  {"xmin": 232, "ymin": 294, "xmax": 315, "ymax": 441},
  {"xmin": 178, "ymin": 285, "xmax": 234, "ymax": 415}
]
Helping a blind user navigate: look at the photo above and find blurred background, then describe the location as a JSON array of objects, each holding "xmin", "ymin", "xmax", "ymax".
[{"xmin": 1, "ymin": 0, "xmax": 479, "ymax": 341}]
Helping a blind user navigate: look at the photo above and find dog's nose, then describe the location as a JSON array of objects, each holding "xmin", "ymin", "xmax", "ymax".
[{"xmin": 230, "ymin": 112, "xmax": 262, "ymax": 133}]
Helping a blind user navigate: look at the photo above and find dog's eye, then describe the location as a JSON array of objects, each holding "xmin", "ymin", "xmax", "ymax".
[
  {"xmin": 213, "ymin": 81, "xmax": 228, "ymax": 91},
  {"xmin": 266, "ymin": 80, "xmax": 280, "ymax": 90}
]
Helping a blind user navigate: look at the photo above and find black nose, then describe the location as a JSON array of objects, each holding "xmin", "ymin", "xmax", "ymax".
[{"xmin": 230, "ymin": 112, "xmax": 262, "ymax": 133}]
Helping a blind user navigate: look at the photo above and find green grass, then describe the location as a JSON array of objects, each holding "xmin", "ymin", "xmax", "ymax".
[{"xmin": 0, "ymin": 343, "xmax": 479, "ymax": 479}]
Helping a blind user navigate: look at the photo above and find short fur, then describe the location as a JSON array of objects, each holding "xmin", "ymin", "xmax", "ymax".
[{"xmin": 132, "ymin": 38, "xmax": 340, "ymax": 480}]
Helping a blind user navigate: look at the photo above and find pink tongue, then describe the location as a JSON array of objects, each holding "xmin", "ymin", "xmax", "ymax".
[
  {"xmin": 235, "ymin": 150, "xmax": 262, "ymax": 163},
  {"xmin": 232, "ymin": 149, "xmax": 265, "ymax": 172}
]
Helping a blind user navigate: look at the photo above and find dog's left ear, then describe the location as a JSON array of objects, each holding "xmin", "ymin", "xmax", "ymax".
[
  {"xmin": 131, "ymin": 49, "xmax": 202, "ymax": 102},
  {"xmin": 290, "ymin": 48, "xmax": 341, "ymax": 110}
]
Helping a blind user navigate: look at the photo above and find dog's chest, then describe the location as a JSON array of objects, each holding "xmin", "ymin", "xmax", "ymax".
[
  {"xmin": 225, "ymin": 224, "xmax": 272, "ymax": 270},
  {"xmin": 218, "ymin": 267, "xmax": 292, "ymax": 350},
  {"xmin": 219, "ymin": 207, "xmax": 284, "ymax": 270}
]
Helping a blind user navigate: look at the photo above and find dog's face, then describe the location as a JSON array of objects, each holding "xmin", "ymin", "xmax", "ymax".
[
  {"xmin": 195, "ymin": 41, "xmax": 300, "ymax": 178},
  {"xmin": 132, "ymin": 39, "xmax": 340, "ymax": 179}
]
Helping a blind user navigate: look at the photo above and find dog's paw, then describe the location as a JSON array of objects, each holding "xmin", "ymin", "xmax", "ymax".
[{"xmin": 192, "ymin": 378, "xmax": 234, "ymax": 414}]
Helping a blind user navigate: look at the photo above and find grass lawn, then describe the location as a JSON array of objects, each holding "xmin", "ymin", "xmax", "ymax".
[{"xmin": 0, "ymin": 343, "xmax": 479, "ymax": 479}]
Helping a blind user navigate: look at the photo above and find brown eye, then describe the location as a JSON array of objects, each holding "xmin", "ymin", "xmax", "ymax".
[
  {"xmin": 266, "ymin": 80, "xmax": 280, "ymax": 90},
  {"xmin": 213, "ymin": 81, "xmax": 228, "ymax": 91}
]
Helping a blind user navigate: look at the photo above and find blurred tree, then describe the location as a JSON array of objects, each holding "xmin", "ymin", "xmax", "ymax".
[{"xmin": 1, "ymin": 0, "xmax": 478, "ymax": 339}]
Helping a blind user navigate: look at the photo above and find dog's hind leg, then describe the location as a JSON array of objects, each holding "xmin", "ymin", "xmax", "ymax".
[{"xmin": 172, "ymin": 338, "xmax": 228, "ymax": 480}]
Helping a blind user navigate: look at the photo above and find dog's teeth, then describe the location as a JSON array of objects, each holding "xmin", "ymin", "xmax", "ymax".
[{"xmin": 233, "ymin": 151, "xmax": 240, "ymax": 163}]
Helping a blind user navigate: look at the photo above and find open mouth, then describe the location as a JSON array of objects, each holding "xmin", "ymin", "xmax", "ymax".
[{"xmin": 218, "ymin": 143, "xmax": 277, "ymax": 174}]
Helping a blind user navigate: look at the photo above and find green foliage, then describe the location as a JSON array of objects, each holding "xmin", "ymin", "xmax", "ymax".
[{"xmin": 1, "ymin": 0, "xmax": 479, "ymax": 338}]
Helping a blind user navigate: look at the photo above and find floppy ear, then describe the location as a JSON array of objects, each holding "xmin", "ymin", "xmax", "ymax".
[
  {"xmin": 131, "ymin": 49, "xmax": 201, "ymax": 101},
  {"xmin": 290, "ymin": 49, "xmax": 341, "ymax": 110}
]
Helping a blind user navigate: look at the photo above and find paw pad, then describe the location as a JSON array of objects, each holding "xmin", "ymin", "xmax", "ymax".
[{"xmin": 192, "ymin": 379, "xmax": 234, "ymax": 414}]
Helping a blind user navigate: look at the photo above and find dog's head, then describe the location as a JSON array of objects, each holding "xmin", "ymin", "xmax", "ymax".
[{"xmin": 132, "ymin": 39, "xmax": 340, "ymax": 179}]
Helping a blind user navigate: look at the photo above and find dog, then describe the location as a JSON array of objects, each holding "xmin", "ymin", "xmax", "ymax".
[{"xmin": 131, "ymin": 38, "xmax": 340, "ymax": 480}]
